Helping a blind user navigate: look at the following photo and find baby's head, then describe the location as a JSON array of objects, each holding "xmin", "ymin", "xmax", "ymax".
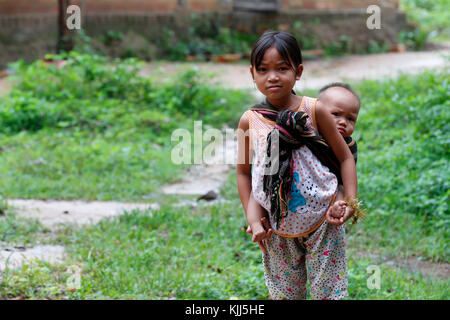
[{"xmin": 318, "ymin": 83, "xmax": 360, "ymax": 138}]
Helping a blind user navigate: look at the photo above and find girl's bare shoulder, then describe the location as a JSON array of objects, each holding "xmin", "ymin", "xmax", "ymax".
[
  {"xmin": 238, "ymin": 110, "xmax": 250, "ymax": 131},
  {"xmin": 313, "ymin": 99, "xmax": 333, "ymax": 133}
]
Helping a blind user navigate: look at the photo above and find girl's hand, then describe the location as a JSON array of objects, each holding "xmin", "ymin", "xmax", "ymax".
[
  {"xmin": 246, "ymin": 217, "xmax": 273, "ymax": 254},
  {"xmin": 250, "ymin": 222, "xmax": 266, "ymax": 242}
]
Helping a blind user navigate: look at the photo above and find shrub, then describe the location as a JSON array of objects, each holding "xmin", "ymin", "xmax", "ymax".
[{"xmin": 0, "ymin": 52, "xmax": 251, "ymax": 135}]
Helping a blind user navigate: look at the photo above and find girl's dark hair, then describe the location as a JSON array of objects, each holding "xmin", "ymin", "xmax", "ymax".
[{"xmin": 250, "ymin": 30, "xmax": 303, "ymax": 71}]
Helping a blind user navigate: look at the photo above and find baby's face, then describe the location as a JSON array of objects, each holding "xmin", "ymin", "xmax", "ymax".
[{"xmin": 319, "ymin": 87, "xmax": 360, "ymax": 138}]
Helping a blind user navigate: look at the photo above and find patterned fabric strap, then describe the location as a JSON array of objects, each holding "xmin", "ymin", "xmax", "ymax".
[
  {"xmin": 248, "ymin": 98, "xmax": 358, "ymax": 227},
  {"xmin": 248, "ymin": 98, "xmax": 358, "ymax": 184}
]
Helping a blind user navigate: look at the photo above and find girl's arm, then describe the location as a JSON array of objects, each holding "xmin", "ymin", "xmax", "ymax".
[
  {"xmin": 236, "ymin": 112, "xmax": 265, "ymax": 235},
  {"xmin": 247, "ymin": 191, "xmax": 269, "ymax": 242},
  {"xmin": 236, "ymin": 111, "xmax": 271, "ymax": 252},
  {"xmin": 335, "ymin": 185, "xmax": 345, "ymax": 202},
  {"xmin": 315, "ymin": 100, "xmax": 357, "ymax": 224},
  {"xmin": 236, "ymin": 111, "xmax": 253, "ymax": 216}
]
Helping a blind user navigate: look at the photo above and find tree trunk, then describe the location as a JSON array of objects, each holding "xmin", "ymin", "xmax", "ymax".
[{"xmin": 57, "ymin": 0, "xmax": 74, "ymax": 53}]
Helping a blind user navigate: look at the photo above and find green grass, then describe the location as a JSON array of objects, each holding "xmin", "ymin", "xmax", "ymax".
[
  {"xmin": 352, "ymin": 70, "xmax": 449, "ymax": 262},
  {"xmin": 0, "ymin": 260, "xmax": 73, "ymax": 299},
  {"xmin": 0, "ymin": 128, "xmax": 188, "ymax": 200},
  {"xmin": 0, "ymin": 212, "xmax": 47, "ymax": 247},
  {"xmin": 1, "ymin": 199, "xmax": 447, "ymax": 300},
  {"xmin": 347, "ymin": 256, "xmax": 448, "ymax": 299},
  {"xmin": 61, "ymin": 203, "xmax": 265, "ymax": 299},
  {"xmin": 0, "ymin": 201, "xmax": 268, "ymax": 300}
]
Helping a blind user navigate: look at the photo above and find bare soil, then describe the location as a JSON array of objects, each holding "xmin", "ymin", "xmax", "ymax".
[
  {"xmin": 7, "ymin": 199, "xmax": 159, "ymax": 229},
  {"xmin": 0, "ymin": 245, "xmax": 65, "ymax": 272}
]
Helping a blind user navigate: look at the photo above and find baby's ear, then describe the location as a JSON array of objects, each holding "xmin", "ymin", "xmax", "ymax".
[{"xmin": 250, "ymin": 66, "xmax": 255, "ymax": 80}]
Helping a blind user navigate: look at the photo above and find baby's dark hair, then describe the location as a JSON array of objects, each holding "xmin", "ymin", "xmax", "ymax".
[
  {"xmin": 318, "ymin": 82, "xmax": 361, "ymax": 107},
  {"xmin": 250, "ymin": 30, "xmax": 302, "ymax": 71}
]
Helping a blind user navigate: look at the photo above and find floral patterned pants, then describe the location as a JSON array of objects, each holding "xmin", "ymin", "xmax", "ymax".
[{"xmin": 262, "ymin": 220, "xmax": 348, "ymax": 300}]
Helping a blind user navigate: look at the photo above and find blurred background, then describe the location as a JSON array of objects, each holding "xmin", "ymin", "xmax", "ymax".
[
  {"xmin": 1, "ymin": 0, "xmax": 448, "ymax": 67},
  {"xmin": 0, "ymin": 1, "xmax": 448, "ymax": 300}
]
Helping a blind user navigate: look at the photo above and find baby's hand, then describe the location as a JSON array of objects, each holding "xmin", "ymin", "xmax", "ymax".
[
  {"xmin": 326, "ymin": 201, "xmax": 355, "ymax": 226},
  {"xmin": 326, "ymin": 200, "xmax": 346, "ymax": 225},
  {"xmin": 342, "ymin": 205, "xmax": 355, "ymax": 224},
  {"xmin": 330, "ymin": 201, "xmax": 346, "ymax": 218}
]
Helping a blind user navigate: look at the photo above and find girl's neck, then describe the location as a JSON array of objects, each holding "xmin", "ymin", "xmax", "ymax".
[{"xmin": 267, "ymin": 94, "xmax": 302, "ymax": 111}]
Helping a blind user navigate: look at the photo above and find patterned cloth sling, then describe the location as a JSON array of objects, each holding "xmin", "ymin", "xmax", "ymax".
[{"xmin": 248, "ymin": 97, "xmax": 357, "ymax": 227}]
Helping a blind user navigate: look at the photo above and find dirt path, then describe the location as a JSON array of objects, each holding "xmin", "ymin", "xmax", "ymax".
[
  {"xmin": 0, "ymin": 245, "xmax": 65, "ymax": 272},
  {"xmin": 7, "ymin": 199, "xmax": 160, "ymax": 229},
  {"xmin": 0, "ymin": 200, "xmax": 160, "ymax": 272},
  {"xmin": 141, "ymin": 46, "xmax": 450, "ymax": 93},
  {"xmin": 1, "ymin": 48, "xmax": 449, "ymax": 276}
]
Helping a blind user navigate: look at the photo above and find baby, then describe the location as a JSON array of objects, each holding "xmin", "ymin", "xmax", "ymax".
[
  {"xmin": 317, "ymin": 83, "xmax": 360, "ymax": 224},
  {"xmin": 246, "ymin": 82, "xmax": 360, "ymax": 251}
]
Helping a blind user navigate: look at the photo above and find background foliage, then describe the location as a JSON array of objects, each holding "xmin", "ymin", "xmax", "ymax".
[{"xmin": 400, "ymin": 0, "xmax": 450, "ymax": 44}]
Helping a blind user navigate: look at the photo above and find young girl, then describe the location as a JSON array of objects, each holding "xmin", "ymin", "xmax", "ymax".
[
  {"xmin": 247, "ymin": 82, "xmax": 362, "ymax": 246},
  {"xmin": 236, "ymin": 31, "xmax": 358, "ymax": 300}
]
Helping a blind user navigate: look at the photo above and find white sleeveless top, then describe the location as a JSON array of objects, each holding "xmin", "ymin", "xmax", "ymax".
[{"xmin": 248, "ymin": 96, "xmax": 338, "ymax": 237}]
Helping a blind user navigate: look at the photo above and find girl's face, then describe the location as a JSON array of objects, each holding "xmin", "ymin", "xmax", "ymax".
[{"xmin": 250, "ymin": 46, "xmax": 302, "ymax": 101}]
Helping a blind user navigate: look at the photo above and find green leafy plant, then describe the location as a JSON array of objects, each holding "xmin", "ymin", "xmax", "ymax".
[
  {"xmin": 367, "ymin": 40, "xmax": 390, "ymax": 54},
  {"xmin": 324, "ymin": 35, "xmax": 353, "ymax": 56},
  {"xmin": 101, "ymin": 30, "xmax": 124, "ymax": 47},
  {"xmin": 400, "ymin": 0, "xmax": 450, "ymax": 43},
  {"xmin": 399, "ymin": 29, "xmax": 431, "ymax": 50},
  {"xmin": 0, "ymin": 195, "xmax": 7, "ymax": 216},
  {"xmin": 291, "ymin": 21, "xmax": 319, "ymax": 51}
]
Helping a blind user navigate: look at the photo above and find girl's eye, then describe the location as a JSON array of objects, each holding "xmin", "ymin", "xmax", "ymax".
[
  {"xmin": 332, "ymin": 112, "xmax": 339, "ymax": 117},
  {"xmin": 348, "ymin": 117, "xmax": 355, "ymax": 122},
  {"xmin": 257, "ymin": 68, "xmax": 266, "ymax": 72},
  {"xmin": 280, "ymin": 67, "xmax": 288, "ymax": 71}
]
